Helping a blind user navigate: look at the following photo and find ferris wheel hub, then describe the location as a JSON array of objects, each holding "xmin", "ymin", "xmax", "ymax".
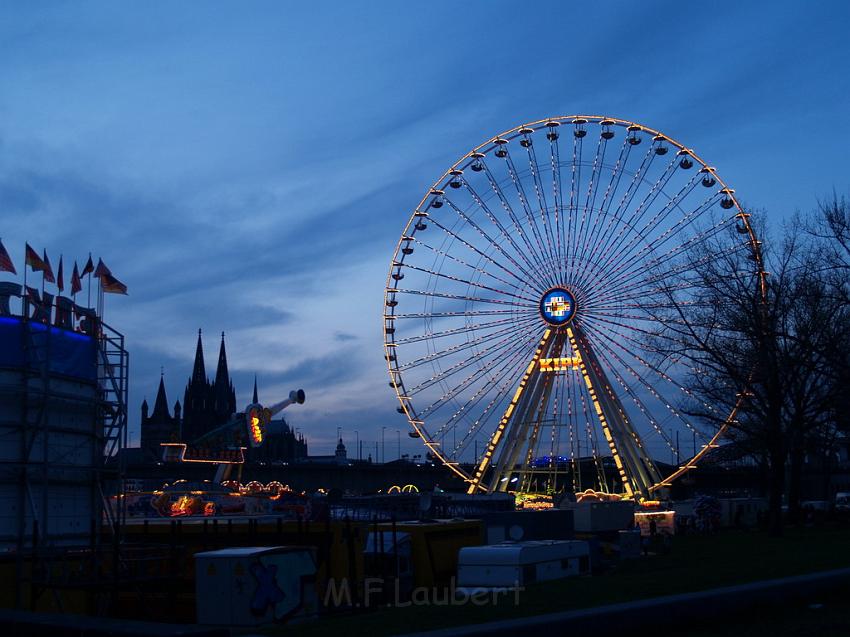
[{"xmin": 539, "ymin": 287, "xmax": 577, "ymax": 327}]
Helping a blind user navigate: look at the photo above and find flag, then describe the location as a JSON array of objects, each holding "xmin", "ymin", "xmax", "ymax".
[
  {"xmin": 71, "ymin": 262, "xmax": 82, "ymax": 295},
  {"xmin": 93, "ymin": 258, "xmax": 111, "ymax": 279},
  {"xmin": 24, "ymin": 285, "xmax": 41, "ymax": 303},
  {"xmin": 42, "ymin": 250, "xmax": 55, "ymax": 284},
  {"xmin": 0, "ymin": 238, "xmax": 15, "ymax": 274},
  {"xmin": 57, "ymin": 256, "xmax": 64, "ymax": 293},
  {"xmin": 100, "ymin": 272, "xmax": 128, "ymax": 295},
  {"xmin": 81, "ymin": 254, "xmax": 94, "ymax": 277},
  {"xmin": 25, "ymin": 243, "xmax": 46, "ymax": 272}
]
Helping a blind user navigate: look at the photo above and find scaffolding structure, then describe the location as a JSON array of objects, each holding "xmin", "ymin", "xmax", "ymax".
[{"xmin": 0, "ymin": 284, "xmax": 128, "ymax": 610}]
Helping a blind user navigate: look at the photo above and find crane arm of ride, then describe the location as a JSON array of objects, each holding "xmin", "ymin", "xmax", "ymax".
[{"xmin": 182, "ymin": 389, "xmax": 306, "ymax": 450}]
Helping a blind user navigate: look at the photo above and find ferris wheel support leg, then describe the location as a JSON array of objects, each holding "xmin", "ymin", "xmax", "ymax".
[
  {"xmin": 466, "ymin": 330, "xmax": 553, "ymax": 495},
  {"xmin": 490, "ymin": 331, "xmax": 565, "ymax": 493},
  {"xmin": 490, "ymin": 365, "xmax": 554, "ymax": 493},
  {"xmin": 518, "ymin": 372, "xmax": 557, "ymax": 492},
  {"xmin": 568, "ymin": 325, "xmax": 659, "ymax": 501}
]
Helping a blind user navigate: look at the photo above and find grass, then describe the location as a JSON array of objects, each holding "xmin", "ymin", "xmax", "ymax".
[{"xmin": 253, "ymin": 524, "xmax": 850, "ymax": 637}]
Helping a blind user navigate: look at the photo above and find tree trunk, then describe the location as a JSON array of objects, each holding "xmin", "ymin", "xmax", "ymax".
[
  {"xmin": 767, "ymin": 437, "xmax": 785, "ymax": 536},
  {"xmin": 787, "ymin": 430, "xmax": 805, "ymax": 525}
]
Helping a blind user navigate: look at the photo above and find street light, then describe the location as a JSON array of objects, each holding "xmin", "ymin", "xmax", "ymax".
[
  {"xmin": 397, "ymin": 429, "xmax": 400, "ymax": 460},
  {"xmin": 382, "ymin": 426, "xmax": 386, "ymax": 464}
]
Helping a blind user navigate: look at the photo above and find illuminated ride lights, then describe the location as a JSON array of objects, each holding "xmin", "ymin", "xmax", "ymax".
[
  {"xmin": 159, "ymin": 389, "xmax": 305, "ymax": 482},
  {"xmin": 383, "ymin": 115, "xmax": 765, "ymax": 503}
]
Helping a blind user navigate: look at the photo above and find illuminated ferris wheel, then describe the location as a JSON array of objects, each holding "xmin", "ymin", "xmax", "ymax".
[{"xmin": 383, "ymin": 116, "xmax": 764, "ymax": 501}]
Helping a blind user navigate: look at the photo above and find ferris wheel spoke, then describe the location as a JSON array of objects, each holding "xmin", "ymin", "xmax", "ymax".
[
  {"xmin": 584, "ymin": 323, "xmax": 704, "ymax": 449},
  {"xmin": 584, "ymin": 320, "xmax": 721, "ymax": 431},
  {"xmin": 582, "ymin": 329, "xmax": 678, "ymax": 454},
  {"xmin": 579, "ymin": 388, "xmax": 608, "ymax": 491},
  {"xmin": 419, "ymin": 343, "xmax": 542, "ymax": 449},
  {"xmin": 393, "ymin": 287, "xmax": 536, "ymax": 309},
  {"xmin": 594, "ymin": 136, "xmax": 633, "ymax": 222},
  {"xmin": 599, "ymin": 223, "xmax": 746, "ymax": 307},
  {"xmin": 547, "ymin": 126, "xmax": 565, "ymax": 283},
  {"xmin": 460, "ymin": 176, "xmax": 551, "ymax": 287},
  {"xmin": 436, "ymin": 334, "xmax": 541, "ymax": 453},
  {"xmin": 428, "ymin": 216, "xmax": 539, "ymax": 292},
  {"xmin": 396, "ymin": 263, "xmax": 538, "ymax": 304},
  {"xmin": 565, "ymin": 130, "xmax": 584, "ymax": 285},
  {"xmin": 501, "ymin": 150, "xmax": 561, "ymax": 285},
  {"xmin": 587, "ymin": 154, "xmax": 681, "ymax": 280},
  {"xmin": 581, "ymin": 267, "xmax": 705, "ymax": 309},
  {"xmin": 409, "ymin": 236, "xmax": 540, "ymax": 296},
  {"xmin": 523, "ymin": 137, "xmax": 561, "ymax": 283},
  {"xmin": 590, "ymin": 170, "xmax": 703, "ymax": 281},
  {"xmin": 442, "ymin": 196, "xmax": 544, "ymax": 290},
  {"xmin": 406, "ymin": 324, "xmax": 543, "ymax": 395},
  {"xmin": 394, "ymin": 316, "xmax": 530, "ymax": 345},
  {"xmin": 574, "ymin": 134, "xmax": 609, "ymax": 264},
  {"xmin": 574, "ymin": 313, "xmax": 682, "ymax": 347},
  {"xmin": 389, "ymin": 309, "xmax": 520, "ymax": 320},
  {"xmin": 575, "ymin": 143, "xmax": 656, "ymax": 279},
  {"xmin": 590, "ymin": 206, "xmax": 734, "ymax": 301},
  {"xmin": 417, "ymin": 327, "xmax": 539, "ymax": 428},
  {"xmin": 478, "ymin": 162, "xmax": 553, "ymax": 283},
  {"xmin": 586, "ymin": 239, "xmax": 749, "ymax": 310},
  {"xmin": 396, "ymin": 315, "xmax": 539, "ymax": 372}
]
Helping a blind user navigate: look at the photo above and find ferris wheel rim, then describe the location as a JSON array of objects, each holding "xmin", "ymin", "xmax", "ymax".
[{"xmin": 383, "ymin": 114, "xmax": 767, "ymax": 496}]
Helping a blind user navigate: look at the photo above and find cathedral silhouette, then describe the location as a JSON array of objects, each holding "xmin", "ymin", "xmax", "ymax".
[{"xmin": 140, "ymin": 330, "xmax": 306, "ymax": 463}]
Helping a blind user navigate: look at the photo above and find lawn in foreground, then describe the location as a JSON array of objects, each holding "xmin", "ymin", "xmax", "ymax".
[{"xmin": 253, "ymin": 525, "xmax": 850, "ymax": 637}]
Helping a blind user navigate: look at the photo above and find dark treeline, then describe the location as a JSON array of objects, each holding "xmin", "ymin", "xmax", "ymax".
[{"xmin": 650, "ymin": 194, "xmax": 850, "ymax": 535}]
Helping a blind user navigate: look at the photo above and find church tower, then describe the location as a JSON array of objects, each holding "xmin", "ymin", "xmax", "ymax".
[
  {"xmin": 181, "ymin": 329, "xmax": 213, "ymax": 442},
  {"xmin": 140, "ymin": 372, "xmax": 178, "ymax": 460},
  {"xmin": 213, "ymin": 332, "xmax": 237, "ymax": 426}
]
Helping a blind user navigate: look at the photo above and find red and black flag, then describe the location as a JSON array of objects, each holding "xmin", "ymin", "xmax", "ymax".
[
  {"xmin": 0, "ymin": 238, "xmax": 16, "ymax": 274},
  {"xmin": 81, "ymin": 254, "xmax": 95, "ymax": 277},
  {"xmin": 25, "ymin": 243, "xmax": 46, "ymax": 272},
  {"xmin": 71, "ymin": 262, "xmax": 82, "ymax": 295},
  {"xmin": 93, "ymin": 258, "xmax": 111, "ymax": 279},
  {"xmin": 57, "ymin": 255, "xmax": 64, "ymax": 293},
  {"xmin": 100, "ymin": 272, "xmax": 128, "ymax": 295},
  {"xmin": 42, "ymin": 250, "xmax": 55, "ymax": 284}
]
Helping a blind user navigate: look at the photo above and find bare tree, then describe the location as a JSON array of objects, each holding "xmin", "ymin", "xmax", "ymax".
[{"xmin": 650, "ymin": 215, "xmax": 848, "ymax": 534}]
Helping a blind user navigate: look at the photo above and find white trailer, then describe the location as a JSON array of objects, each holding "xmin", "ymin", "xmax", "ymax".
[{"xmin": 457, "ymin": 540, "xmax": 589, "ymax": 589}]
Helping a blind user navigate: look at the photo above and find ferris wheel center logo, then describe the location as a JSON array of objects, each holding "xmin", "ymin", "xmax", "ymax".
[{"xmin": 540, "ymin": 288, "xmax": 577, "ymax": 326}]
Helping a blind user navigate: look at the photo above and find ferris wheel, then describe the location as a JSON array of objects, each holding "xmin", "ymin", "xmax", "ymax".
[{"xmin": 383, "ymin": 116, "xmax": 764, "ymax": 501}]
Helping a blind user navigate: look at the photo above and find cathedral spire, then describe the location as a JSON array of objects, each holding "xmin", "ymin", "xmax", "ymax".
[
  {"xmin": 191, "ymin": 329, "xmax": 206, "ymax": 384},
  {"xmin": 214, "ymin": 332, "xmax": 229, "ymax": 388},
  {"xmin": 213, "ymin": 331, "xmax": 236, "ymax": 422},
  {"xmin": 252, "ymin": 374, "xmax": 258, "ymax": 404},
  {"xmin": 151, "ymin": 373, "xmax": 171, "ymax": 421}
]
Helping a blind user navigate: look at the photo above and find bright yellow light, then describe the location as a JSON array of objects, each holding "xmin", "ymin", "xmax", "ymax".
[
  {"xmin": 540, "ymin": 357, "xmax": 580, "ymax": 372},
  {"xmin": 249, "ymin": 412, "xmax": 263, "ymax": 445}
]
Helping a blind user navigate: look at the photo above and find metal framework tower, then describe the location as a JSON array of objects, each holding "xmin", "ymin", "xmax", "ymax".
[{"xmin": 0, "ymin": 286, "xmax": 128, "ymax": 608}]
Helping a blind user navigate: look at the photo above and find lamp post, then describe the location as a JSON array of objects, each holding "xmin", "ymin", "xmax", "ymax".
[
  {"xmin": 381, "ymin": 426, "xmax": 386, "ymax": 464},
  {"xmin": 397, "ymin": 429, "xmax": 400, "ymax": 460}
]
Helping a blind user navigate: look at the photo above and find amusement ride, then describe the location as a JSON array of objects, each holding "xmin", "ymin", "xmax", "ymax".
[{"xmin": 383, "ymin": 116, "xmax": 766, "ymax": 502}]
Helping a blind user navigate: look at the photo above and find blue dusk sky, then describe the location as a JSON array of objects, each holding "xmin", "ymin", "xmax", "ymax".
[{"xmin": 1, "ymin": 1, "xmax": 849, "ymax": 455}]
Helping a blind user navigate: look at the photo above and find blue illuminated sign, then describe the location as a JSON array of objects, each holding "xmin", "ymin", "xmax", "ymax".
[{"xmin": 539, "ymin": 287, "xmax": 577, "ymax": 326}]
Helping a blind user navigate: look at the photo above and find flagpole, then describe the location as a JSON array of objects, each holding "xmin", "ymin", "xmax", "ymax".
[
  {"xmin": 87, "ymin": 252, "xmax": 92, "ymax": 309},
  {"xmin": 23, "ymin": 243, "xmax": 27, "ymax": 319}
]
